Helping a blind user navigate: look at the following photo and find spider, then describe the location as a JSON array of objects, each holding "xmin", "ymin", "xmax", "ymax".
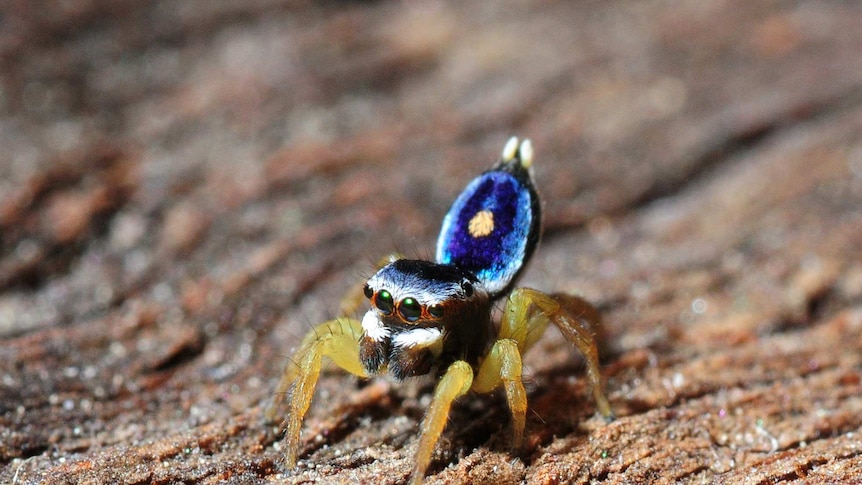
[{"xmin": 266, "ymin": 137, "xmax": 614, "ymax": 484}]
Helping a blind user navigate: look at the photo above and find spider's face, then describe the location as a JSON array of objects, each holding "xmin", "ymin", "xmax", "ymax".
[{"xmin": 359, "ymin": 258, "xmax": 490, "ymax": 379}]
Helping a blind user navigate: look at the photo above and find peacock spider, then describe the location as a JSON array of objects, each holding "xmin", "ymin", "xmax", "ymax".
[{"xmin": 266, "ymin": 137, "xmax": 614, "ymax": 484}]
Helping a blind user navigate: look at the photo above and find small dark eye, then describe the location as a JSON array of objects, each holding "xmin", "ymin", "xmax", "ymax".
[
  {"xmin": 461, "ymin": 280, "xmax": 474, "ymax": 298},
  {"xmin": 376, "ymin": 289, "xmax": 394, "ymax": 314},
  {"xmin": 428, "ymin": 304, "xmax": 444, "ymax": 318},
  {"xmin": 363, "ymin": 284, "xmax": 373, "ymax": 299},
  {"xmin": 399, "ymin": 297, "xmax": 422, "ymax": 322}
]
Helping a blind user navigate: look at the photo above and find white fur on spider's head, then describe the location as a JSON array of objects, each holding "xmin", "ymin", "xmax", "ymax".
[
  {"xmin": 360, "ymin": 306, "xmax": 445, "ymax": 350},
  {"xmin": 365, "ymin": 274, "xmax": 457, "ymax": 308},
  {"xmin": 392, "ymin": 327, "xmax": 443, "ymax": 349},
  {"xmin": 361, "ymin": 310, "xmax": 390, "ymax": 342},
  {"xmin": 365, "ymin": 259, "xmax": 487, "ymax": 308}
]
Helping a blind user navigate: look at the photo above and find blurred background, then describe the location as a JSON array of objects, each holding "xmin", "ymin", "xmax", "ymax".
[{"xmin": 2, "ymin": 2, "xmax": 861, "ymax": 483}]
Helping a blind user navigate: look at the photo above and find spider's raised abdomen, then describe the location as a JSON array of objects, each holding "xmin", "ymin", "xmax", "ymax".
[{"xmin": 437, "ymin": 138, "xmax": 541, "ymax": 298}]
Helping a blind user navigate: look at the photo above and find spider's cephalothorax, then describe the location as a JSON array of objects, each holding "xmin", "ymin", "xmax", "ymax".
[
  {"xmin": 267, "ymin": 137, "xmax": 614, "ymax": 485},
  {"xmin": 359, "ymin": 259, "xmax": 492, "ymax": 380}
]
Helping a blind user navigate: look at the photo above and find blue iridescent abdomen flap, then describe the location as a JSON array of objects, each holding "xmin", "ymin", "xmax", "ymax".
[{"xmin": 436, "ymin": 160, "xmax": 539, "ymax": 296}]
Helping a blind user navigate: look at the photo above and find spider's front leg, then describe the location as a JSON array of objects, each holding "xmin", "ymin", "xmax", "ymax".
[
  {"xmin": 411, "ymin": 361, "xmax": 474, "ymax": 485},
  {"xmin": 265, "ymin": 317, "xmax": 368, "ymax": 468},
  {"xmin": 499, "ymin": 287, "xmax": 615, "ymax": 424}
]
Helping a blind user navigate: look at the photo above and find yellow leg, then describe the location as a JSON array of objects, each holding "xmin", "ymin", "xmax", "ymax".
[
  {"xmin": 410, "ymin": 360, "xmax": 474, "ymax": 485},
  {"xmin": 266, "ymin": 317, "xmax": 368, "ymax": 468},
  {"xmin": 472, "ymin": 339, "xmax": 527, "ymax": 448},
  {"xmin": 502, "ymin": 288, "xmax": 614, "ymax": 420}
]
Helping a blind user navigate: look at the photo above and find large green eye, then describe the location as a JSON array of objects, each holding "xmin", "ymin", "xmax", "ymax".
[
  {"xmin": 398, "ymin": 297, "xmax": 422, "ymax": 322},
  {"xmin": 375, "ymin": 290, "xmax": 394, "ymax": 314},
  {"xmin": 428, "ymin": 304, "xmax": 444, "ymax": 318}
]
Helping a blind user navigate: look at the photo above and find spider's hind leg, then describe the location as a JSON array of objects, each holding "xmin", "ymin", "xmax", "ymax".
[
  {"xmin": 500, "ymin": 288, "xmax": 614, "ymax": 421},
  {"xmin": 266, "ymin": 317, "xmax": 368, "ymax": 468}
]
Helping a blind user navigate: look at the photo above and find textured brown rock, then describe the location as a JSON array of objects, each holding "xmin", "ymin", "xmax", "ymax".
[{"xmin": 1, "ymin": 1, "xmax": 861, "ymax": 484}]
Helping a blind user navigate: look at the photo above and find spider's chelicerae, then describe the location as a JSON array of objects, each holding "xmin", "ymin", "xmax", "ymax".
[{"xmin": 267, "ymin": 137, "xmax": 614, "ymax": 484}]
